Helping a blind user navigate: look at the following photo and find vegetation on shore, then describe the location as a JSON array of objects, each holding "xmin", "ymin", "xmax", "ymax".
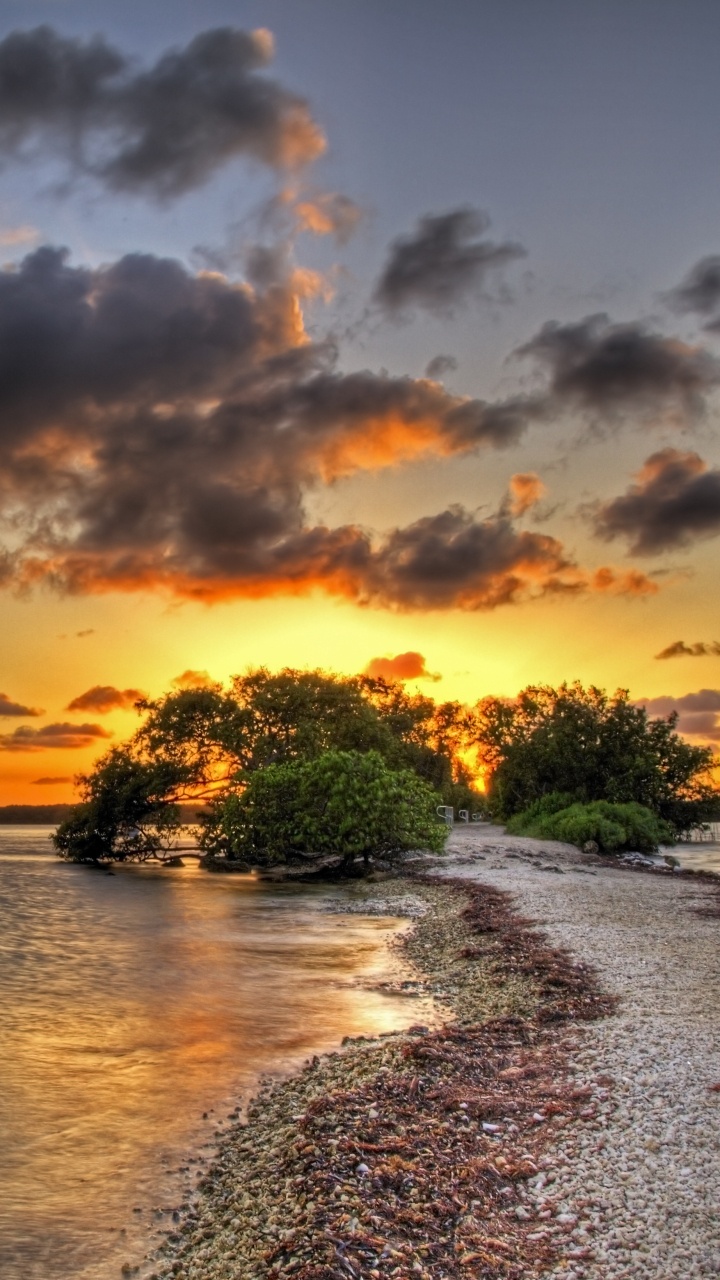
[{"xmin": 53, "ymin": 672, "xmax": 718, "ymax": 868}]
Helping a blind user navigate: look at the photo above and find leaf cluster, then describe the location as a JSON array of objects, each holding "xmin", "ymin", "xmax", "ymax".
[
  {"xmin": 200, "ymin": 750, "xmax": 448, "ymax": 867},
  {"xmin": 474, "ymin": 682, "xmax": 717, "ymax": 833},
  {"xmin": 506, "ymin": 797, "xmax": 674, "ymax": 854}
]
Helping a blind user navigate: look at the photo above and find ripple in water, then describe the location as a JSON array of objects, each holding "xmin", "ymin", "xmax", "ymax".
[{"xmin": 0, "ymin": 827, "xmax": 432, "ymax": 1279}]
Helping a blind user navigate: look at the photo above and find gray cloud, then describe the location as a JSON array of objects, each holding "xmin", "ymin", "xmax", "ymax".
[
  {"xmin": 66, "ymin": 685, "xmax": 146, "ymax": 713},
  {"xmin": 665, "ymin": 256, "xmax": 720, "ymax": 328},
  {"xmin": 593, "ymin": 449, "xmax": 720, "ymax": 554},
  {"xmin": 0, "ymin": 244, "xmax": 654, "ymax": 611},
  {"xmin": 0, "ymin": 721, "xmax": 112, "ymax": 751},
  {"xmin": 0, "ymin": 691, "xmax": 43, "ymax": 716},
  {"xmin": 32, "ymin": 775, "xmax": 72, "ymax": 785},
  {"xmin": 516, "ymin": 314, "xmax": 719, "ymax": 421},
  {"xmin": 374, "ymin": 209, "xmax": 526, "ymax": 316},
  {"xmin": 655, "ymin": 640, "xmax": 720, "ymax": 660},
  {"xmin": 639, "ymin": 689, "xmax": 720, "ymax": 741},
  {"xmin": 0, "ymin": 25, "xmax": 324, "ymax": 199},
  {"xmin": 425, "ymin": 354, "xmax": 457, "ymax": 379}
]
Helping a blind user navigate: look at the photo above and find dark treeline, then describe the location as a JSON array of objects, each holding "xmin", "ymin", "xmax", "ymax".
[
  {"xmin": 52, "ymin": 671, "xmax": 719, "ymax": 868},
  {"xmin": 0, "ymin": 805, "xmax": 72, "ymax": 824}
]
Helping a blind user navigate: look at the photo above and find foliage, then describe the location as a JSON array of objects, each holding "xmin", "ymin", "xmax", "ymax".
[
  {"xmin": 506, "ymin": 799, "xmax": 674, "ymax": 854},
  {"xmin": 53, "ymin": 747, "xmax": 184, "ymax": 862},
  {"xmin": 54, "ymin": 668, "xmax": 480, "ymax": 862},
  {"xmin": 474, "ymin": 682, "xmax": 717, "ymax": 833},
  {"xmin": 199, "ymin": 750, "xmax": 447, "ymax": 868}
]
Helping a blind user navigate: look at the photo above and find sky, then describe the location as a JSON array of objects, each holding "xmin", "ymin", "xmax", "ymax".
[{"xmin": 1, "ymin": 0, "xmax": 720, "ymax": 802}]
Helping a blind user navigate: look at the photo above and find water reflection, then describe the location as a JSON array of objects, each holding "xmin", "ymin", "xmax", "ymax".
[{"xmin": 0, "ymin": 828, "xmax": 432, "ymax": 1280}]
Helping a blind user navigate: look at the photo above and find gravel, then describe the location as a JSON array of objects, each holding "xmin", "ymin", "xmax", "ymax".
[{"xmin": 434, "ymin": 825, "xmax": 720, "ymax": 1280}]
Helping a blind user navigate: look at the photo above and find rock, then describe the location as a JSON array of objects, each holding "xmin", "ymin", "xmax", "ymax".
[{"xmin": 582, "ymin": 841, "xmax": 600, "ymax": 856}]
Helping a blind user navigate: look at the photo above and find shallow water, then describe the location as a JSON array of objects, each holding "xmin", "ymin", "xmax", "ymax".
[
  {"xmin": 662, "ymin": 840, "xmax": 720, "ymax": 875},
  {"xmin": 0, "ymin": 828, "xmax": 430, "ymax": 1280}
]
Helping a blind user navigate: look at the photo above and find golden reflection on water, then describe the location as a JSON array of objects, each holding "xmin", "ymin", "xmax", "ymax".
[{"xmin": 0, "ymin": 829, "xmax": 433, "ymax": 1280}]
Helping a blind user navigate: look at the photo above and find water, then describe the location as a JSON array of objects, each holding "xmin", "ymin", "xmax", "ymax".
[
  {"xmin": 663, "ymin": 840, "xmax": 720, "ymax": 876},
  {"xmin": 0, "ymin": 828, "xmax": 431, "ymax": 1280}
]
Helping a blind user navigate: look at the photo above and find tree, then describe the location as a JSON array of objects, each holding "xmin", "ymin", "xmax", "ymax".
[
  {"xmin": 474, "ymin": 682, "xmax": 717, "ymax": 832},
  {"xmin": 199, "ymin": 750, "xmax": 447, "ymax": 869},
  {"xmin": 53, "ymin": 668, "xmax": 475, "ymax": 863},
  {"xmin": 53, "ymin": 747, "xmax": 186, "ymax": 862}
]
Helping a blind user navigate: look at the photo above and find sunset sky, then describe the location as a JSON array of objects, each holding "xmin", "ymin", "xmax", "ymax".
[{"xmin": 1, "ymin": 0, "xmax": 720, "ymax": 802}]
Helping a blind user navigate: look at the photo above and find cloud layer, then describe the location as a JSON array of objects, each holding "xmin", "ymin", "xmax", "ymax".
[
  {"xmin": 593, "ymin": 449, "xmax": 720, "ymax": 554},
  {"xmin": 0, "ymin": 722, "xmax": 112, "ymax": 751},
  {"xmin": 640, "ymin": 689, "xmax": 720, "ymax": 741},
  {"xmin": 374, "ymin": 209, "xmax": 526, "ymax": 315},
  {"xmin": 0, "ymin": 25, "xmax": 324, "ymax": 198},
  {"xmin": 0, "ymin": 242, "xmax": 615, "ymax": 611}
]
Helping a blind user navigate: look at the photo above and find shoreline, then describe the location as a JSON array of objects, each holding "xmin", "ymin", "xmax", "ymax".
[{"xmin": 142, "ymin": 828, "xmax": 720, "ymax": 1280}]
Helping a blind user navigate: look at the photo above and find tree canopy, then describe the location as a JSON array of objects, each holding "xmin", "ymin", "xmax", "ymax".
[
  {"xmin": 53, "ymin": 672, "xmax": 718, "ymax": 867},
  {"xmin": 474, "ymin": 681, "xmax": 716, "ymax": 831},
  {"xmin": 54, "ymin": 668, "xmax": 476, "ymax": 865},
  {"xmin": 201, "ymin": 749, "xmax": 447, "ymax": 869}
]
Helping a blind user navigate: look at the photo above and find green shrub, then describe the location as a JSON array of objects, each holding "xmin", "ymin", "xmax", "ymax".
[
  {"xmin": 506, "ymin": 799, "xmax": 674, "ymax": 853},
  {"xmin": 200, "ymin": 749, "xmax": 447, "ymax": 868}
]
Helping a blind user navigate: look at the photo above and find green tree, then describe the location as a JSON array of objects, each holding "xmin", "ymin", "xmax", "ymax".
[
  {"xmin": 474, "ymin": 682, "xmax": 717, "ymax": 832},
  {"xmin": 200, "ymin": 749, "xmax": 447, "ymax": 869},
  {"xmin": 53, "ymin": 669, "xmax": 474, "ymax": 863}
]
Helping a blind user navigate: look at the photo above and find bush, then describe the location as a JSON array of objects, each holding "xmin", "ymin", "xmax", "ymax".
[
  {"xmin": 506, "ymin": 799, "xmax": 674, "ymax": 854},
  {"xmin": 200, "ymin": 749, "xmax": 447, "ymax": 869}
]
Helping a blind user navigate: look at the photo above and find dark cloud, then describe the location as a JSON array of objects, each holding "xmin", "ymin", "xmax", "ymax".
[
  {"xmin": 593, "ymin": 449, "xmax": 720, "ymax": 554},
  {"xmin": 655, "ymin": 640, "xmax": 720, "ymax": 660},
  {"xmin": 0, "ymin": 691, "xmax": 43, "ymax": 716},
  {"xmin": 0, "ymin": 26, "xmax": 324, "ymax": 198},
  {"xmin": 0, "ymin": 722, "xmax": 112, "ymax": 751},
  {"xmin": 665, "ymin": 256, "xmax": 720, "ymax": 328},
  {"xmin": 516, "ymin": 314, "xmax": 719, "ymax": 421},
  {"xmin": 32, "ymin": 775, "xmax": 72, "ymax": 785},
  {"xmin": 0, "ymin": 244, "xmax": 653, "ymax": 611},
  {"xmin": 66, "ymin": 685, "xmax": 146, "ymax": 713},
  {"xmin": 363, "ymin": 652, "xmax": 440, "ymax": 682},
  {"xmin": 354, "ymin": 505, "xmax": 655, "ymax": 611},
  {"xmin": 374, "ymin": 209, "xmax": 526, "ymax": 316},
  {"xmin": 425, "ymin": 355, "xmax": 457, "ymax": 379},
  {"xmin": 639, "ymin": 689, "xmax": 720, "ymax": 741}
]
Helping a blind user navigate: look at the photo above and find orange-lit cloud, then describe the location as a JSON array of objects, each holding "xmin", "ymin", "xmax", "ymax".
[
  {"xmin": 66, "ymin": 685, "xmax": 146, "ymax": 713},
  {"xmin": 593, "ymin": 449, "xmax": 720, "ymax": 554},
  {"xmin": 171, "ymin": 669, "xmax": 216, "ymax": 689},
  {"xmin": 32, "ymin": 776, "xmax": 73, "ymax": 786},
  {"xmin": 0, "ymin": 692, "xmax": 43, "ymax": 717},
  {"xmin": 508, "ymin": 472, "xmax": 546, "ymax": 516},
  {"xmin": 0, "ymin": 224, "xmax": 39, "ymax": 247},
  {"xmin": 0, "ymin": 722, "xmax": 112, "ymax": 751},
  {"xmin": 364, "ymin": 652, "xmax": 441, "ymax": 682},
  {"xmin": 293, "ymin": 192, "xmax": 363, "ymax": 242}
]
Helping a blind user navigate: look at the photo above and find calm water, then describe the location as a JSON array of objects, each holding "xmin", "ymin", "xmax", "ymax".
[{"xmin": 0, "ymin": 828, "xmax": 432, "ymax": 1280}]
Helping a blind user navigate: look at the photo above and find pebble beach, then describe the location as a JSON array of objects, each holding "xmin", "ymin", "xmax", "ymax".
[{"xmin": 147, "ymin": 826, "xmax": 720, "ymax": 1280}]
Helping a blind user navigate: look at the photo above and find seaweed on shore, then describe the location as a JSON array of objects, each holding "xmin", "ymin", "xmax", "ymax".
[{"xmin": 153, "ymin": 879, "xmax": 617, "ymax": 1280}]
